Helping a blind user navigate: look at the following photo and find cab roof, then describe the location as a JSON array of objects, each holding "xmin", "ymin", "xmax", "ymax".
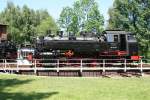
[{"xmin": 0, "ymin": 23, "xmax": 8, "ymax": 26}]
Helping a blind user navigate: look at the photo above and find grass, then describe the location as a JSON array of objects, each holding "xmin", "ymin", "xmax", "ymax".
[{"xmin": 0, "ymin": 74, "xmax": 150, "ymax": 100}]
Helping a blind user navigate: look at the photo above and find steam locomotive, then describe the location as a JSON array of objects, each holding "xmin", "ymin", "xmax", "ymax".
[
  {"xmin": 0, "ymin": 24, "xmax": 139, "ymax": 62},
  {"xmin": 34, "ymin": 30, "xmax": 139, "ymax": 60}
]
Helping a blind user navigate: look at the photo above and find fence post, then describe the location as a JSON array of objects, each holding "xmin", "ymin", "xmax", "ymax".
[
  {"xmin": 16, "ymin": 59, "xmax": 19, "ymax": 72},
  {"xmin": 124, "ymin": 59, "xmax": 127, "ymax": 72},
  {"xmin": 103, "ymin": 59, "xmax": 105, "ymax": 72},
  {"xmin": 3, "ymin": 59, "xmax": 6, "ymax": 72},
  {"xmin": 34, "ymin": 59, "xmax": 37, "ymax": 74},
  {"xmin": 4, "ymin": 59, "xmax": 7, "ymax": 72},
  {"xmin": 80, "ymin": 59, "xmax": 83, "ymax": 72},
  {"xmin": 57, "ymin": 59, "xmax": 59, "ymax": 72},
  {"xmin": 140, "ymin": 59, "xmax": 143, "ymax": 74}
]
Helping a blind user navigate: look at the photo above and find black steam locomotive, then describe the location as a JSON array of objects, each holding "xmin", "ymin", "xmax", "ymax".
[{"xmin": 35, "ymin": 30, "xmax": 139, "ymax": 60}]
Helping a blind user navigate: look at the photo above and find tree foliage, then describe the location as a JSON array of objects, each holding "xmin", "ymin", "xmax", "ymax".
[
  {"xmin": 0, "ymin": 2, "xmax": 58, "ymax": 44},
  {"xmin": 58, "ymin": 7, "xmax": 75, "ymax": 32},
  {"xmin": 58, "ymin": 0, "xmax": 104, "ymax": 35},
  {"xmin": 36, "ymin": 16, "xmax": 58, "ymax": 36},
  {"xmin": 108, "ymin": 0, "xmax": 150, "ymax": 57}
]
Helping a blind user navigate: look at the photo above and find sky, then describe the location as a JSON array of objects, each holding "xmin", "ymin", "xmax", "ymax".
[{"xmin": 0, "ymin": 0, "xmax": 114, "ymax": 27}]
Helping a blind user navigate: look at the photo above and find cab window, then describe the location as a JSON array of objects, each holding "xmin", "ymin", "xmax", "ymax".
[
  {"xmin": 107, "ymin": 34, "xmax": 114, "ymax": 42},
  {"xmin": 128, "ymin": 34, "xmax": 136, "ymax": 42},
  {"xmin": 114, "ymin": 35, "xmax": 118, "ymax": 42},
  {"xmin": 107, "ymin": 34, "xmax": 118, "ymax": 42}
]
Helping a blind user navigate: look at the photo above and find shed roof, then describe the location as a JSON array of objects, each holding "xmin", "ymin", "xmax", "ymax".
[
  {"xmin": 104, "ymin": 30, "xmax": 129, "ymax": 34},
  {"xmin": 0, "ymin": 23, "xmax": 8, "ymax": 26}
]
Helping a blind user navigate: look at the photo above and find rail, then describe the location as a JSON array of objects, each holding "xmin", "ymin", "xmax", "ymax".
[{"xmin": 0, "ymin": 59, "xmax": 150, "ymax": 74}]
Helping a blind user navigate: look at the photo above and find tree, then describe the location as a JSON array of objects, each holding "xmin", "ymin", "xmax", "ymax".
[
  {"xmin": 58, "ymin": 0, "xmax": 104, "ymax": 35},
  {"xmin": 84, "ymin": 3, "xmax": 104, "ymax": 33},
  {"xmin": 0, "ymin": 2, "xmax": 58, "ymax": 44},
  {"xmin": 108, "ymin": 0, "xmax": 150, "ymax": 57},
  {"xmin": 58, "ymin": 7, "xmax": 74, "ymax": 32},
  {"xmin": 36, "ymin": 16, "xmax": 58, "ymax": 36}
]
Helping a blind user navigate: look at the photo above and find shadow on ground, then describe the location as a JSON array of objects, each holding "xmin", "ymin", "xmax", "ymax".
[
  {"xmin": 0, "ymin": 92, "xmax": 58, "ymax": 100},
  {"xmin": 0, "ymin": 78, "xmax": 58, "ymax": 100}
]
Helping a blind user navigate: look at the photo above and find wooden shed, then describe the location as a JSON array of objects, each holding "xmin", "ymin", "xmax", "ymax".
[{"xmin": 0, "ymin": 24, "xmax": 7, "ymax": 41}]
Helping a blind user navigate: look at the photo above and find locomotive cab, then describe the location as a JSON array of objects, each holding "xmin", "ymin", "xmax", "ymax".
[
  {"xmin": 103, "ymin": 30, "xmax": 139, "ymax": 60},
  {"xmin": 104, "ymin": 30, "xmax": 127, "ymax": 51}
]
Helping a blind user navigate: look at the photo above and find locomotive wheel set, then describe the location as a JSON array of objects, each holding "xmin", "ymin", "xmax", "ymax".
[{"xmin": 1, "ymin": 24, "xmax": 149, "ymax": 77}]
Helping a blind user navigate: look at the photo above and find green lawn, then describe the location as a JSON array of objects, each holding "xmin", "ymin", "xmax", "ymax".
[{"xmin": 0, "ymin": 74, "xmax": 150, "ymax": 100}]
